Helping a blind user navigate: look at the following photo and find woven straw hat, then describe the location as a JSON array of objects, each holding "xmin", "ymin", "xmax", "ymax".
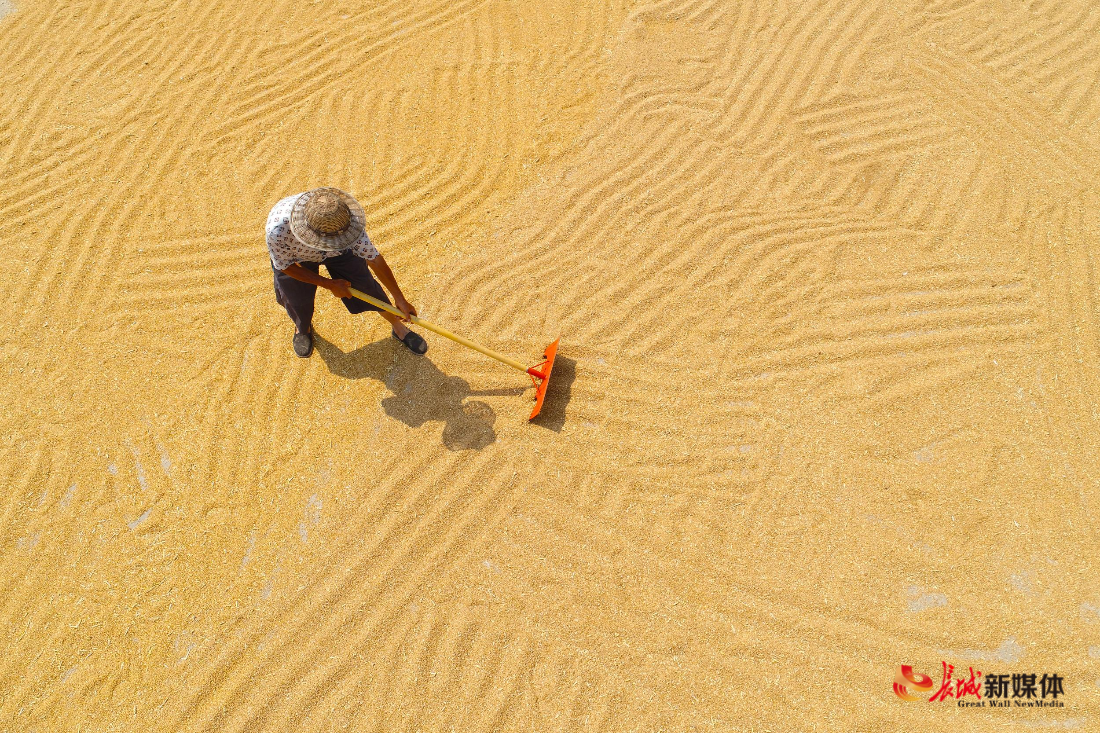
[{"xmin": 289, "ymin": 187, "xmax": 366, "ymax": 251}]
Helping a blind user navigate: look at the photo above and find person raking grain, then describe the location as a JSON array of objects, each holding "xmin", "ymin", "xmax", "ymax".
[{"xmin": 266, "ymin": 187, "xmax": 427, "ymax": 358}]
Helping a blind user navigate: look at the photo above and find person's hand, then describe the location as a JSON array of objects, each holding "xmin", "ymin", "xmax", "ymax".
[
  {"xmin": 394, "ymin": 297, "xmax": 417, "ymax": 322},
  {"xmin": 328, "ymin": 279, "xmax": 352, "ymax": 299}
]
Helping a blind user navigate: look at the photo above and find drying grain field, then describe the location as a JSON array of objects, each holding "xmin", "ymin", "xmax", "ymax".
[{"xmin": 2, "ymin": 0, "xmax": 1100, "ymax": 730}]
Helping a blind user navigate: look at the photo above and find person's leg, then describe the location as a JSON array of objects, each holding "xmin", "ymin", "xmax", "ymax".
[
  {"xmin": 377, "ymin": 309, "xmax": 410, "ymax": 337},
  {"xmin": 324, "ymin": 252, "xmax": 426, "ymax": 353},
  {"xmin": 273, "ymin": 262, "xmax": 320, "ymax": 334},
  {"xmin": 273, "ymin": 263, "xmax": 322, "ymax": 357}
]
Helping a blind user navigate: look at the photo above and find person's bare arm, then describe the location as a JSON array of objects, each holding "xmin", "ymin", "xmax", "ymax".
[
  {"xmin": 281, "ymin": 255, "xmax": 416, "ymax": 321},
  {"xmin": 367, "ymin": 254, "xmax": 416, "ymax": 321},
  {"xmin": 281, "ymin": 263, "xmax": 352, "ymax": 298}
]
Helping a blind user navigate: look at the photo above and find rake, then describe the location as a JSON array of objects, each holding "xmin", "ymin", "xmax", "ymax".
[{"xmin": 348, "ymin": 288, "xmax": 560, "ymax": 420}]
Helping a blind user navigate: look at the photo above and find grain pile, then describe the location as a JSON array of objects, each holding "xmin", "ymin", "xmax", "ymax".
[{"xmin": 2, "ymin": 0, "xmax": 1099, "ymax": 730}]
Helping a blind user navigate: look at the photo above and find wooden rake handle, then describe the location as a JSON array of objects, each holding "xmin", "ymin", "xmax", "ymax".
[{"xmin": 347, "ymin": 287, "xmax": 529, "ymax": 373}]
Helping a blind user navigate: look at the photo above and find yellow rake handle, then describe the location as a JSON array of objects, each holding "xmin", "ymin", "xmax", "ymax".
[{"xmin": 348, "ymin": 287, "xmax": 528, "ymax": 373}]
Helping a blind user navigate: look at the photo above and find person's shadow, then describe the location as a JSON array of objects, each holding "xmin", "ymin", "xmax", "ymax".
[{"xmin": 313, "ymin": 332, "xmax": 518, "ymax": 451}]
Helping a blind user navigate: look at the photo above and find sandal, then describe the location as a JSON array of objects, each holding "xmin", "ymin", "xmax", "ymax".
[
  {"xmin": 292, "ymin": 331, "xmax": 313, "ymax": 358},
  {"xmin": 392, "ymin": 329, "xmax": 428, "ymax": 355}
]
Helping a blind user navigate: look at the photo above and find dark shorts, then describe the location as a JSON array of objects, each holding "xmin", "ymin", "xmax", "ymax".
[{"xmin": 273, "ymin": 251, "xmax": 391, "ymax": 332}]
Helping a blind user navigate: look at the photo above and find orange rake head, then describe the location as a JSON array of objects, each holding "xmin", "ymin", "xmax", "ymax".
[{"xmin": 525, "ymin": 338, "xmax": 560, "ymax": 420}]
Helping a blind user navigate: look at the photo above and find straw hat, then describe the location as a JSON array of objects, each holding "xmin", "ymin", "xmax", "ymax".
[{"xmin": 289, "ymin": 187, "xmax": 366, "ymax": 251}]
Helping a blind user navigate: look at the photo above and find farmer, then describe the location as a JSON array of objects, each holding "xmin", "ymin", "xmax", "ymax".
[{"xmin": 266, "ymin": 187, "xmax": 427, "ymax": 358}]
